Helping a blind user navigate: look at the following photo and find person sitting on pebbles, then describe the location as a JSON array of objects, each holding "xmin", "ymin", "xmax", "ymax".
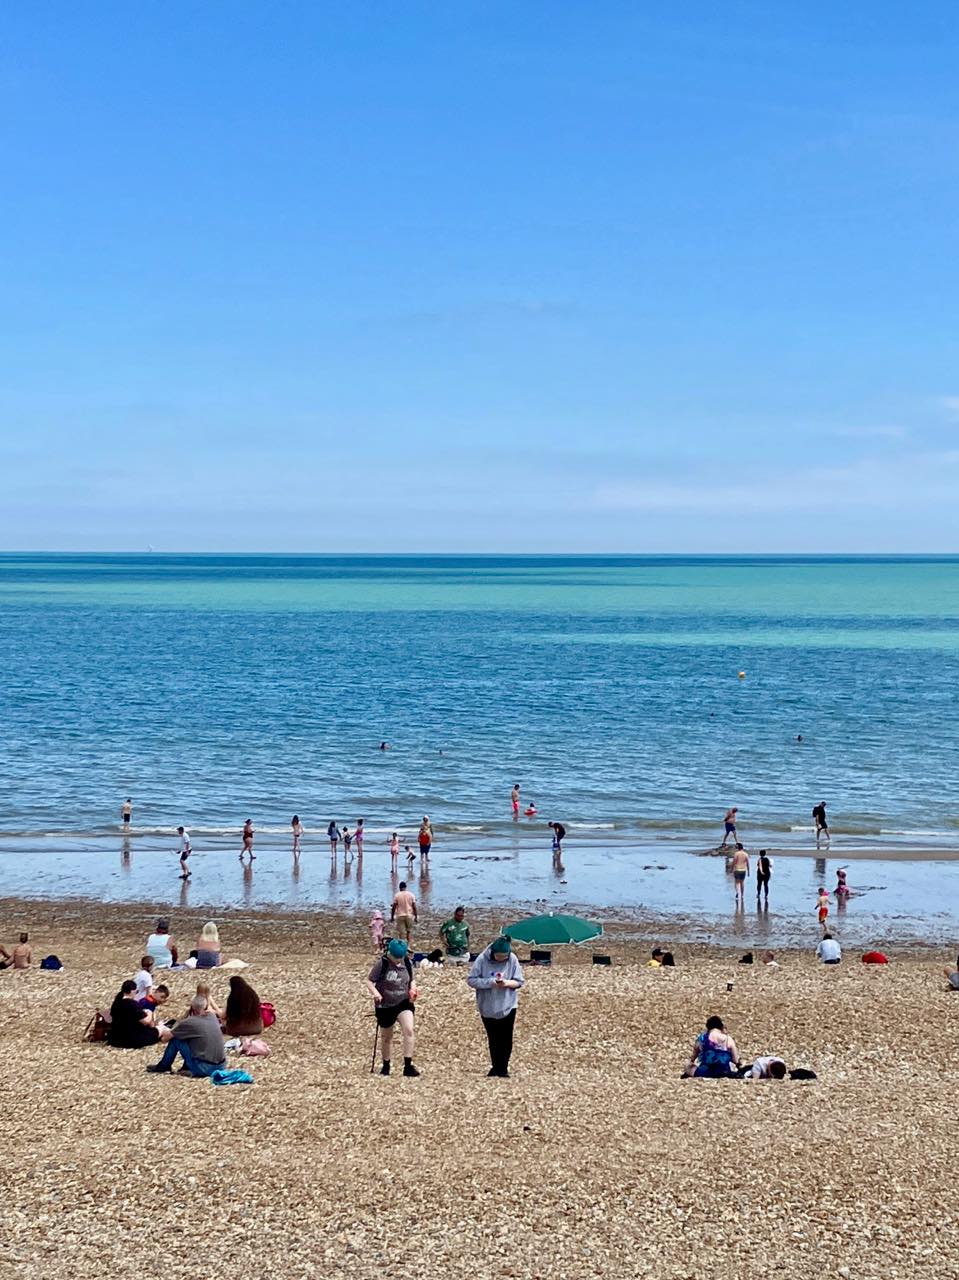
[
  {"xmin": 942, "ymin": 956, "xmax": 959, "ymax": 991},
  {"xmin": 682, "ymin": 1015, "xmax": 741, "ymax": 1078},
  {"xmin": 108, "ymin": 980, "xmax": 162, "ymax": 1050},
  {"xmin": 224, "ymin": 975, "xmax": 264, "ymax": 1037},
  {"xmin": 147, "ymin": 994, "xmax": 226, "ymax": 1077},
  {"xmin": 191, "ymin": 980, "xmax": 222, "ymax": 1021}
]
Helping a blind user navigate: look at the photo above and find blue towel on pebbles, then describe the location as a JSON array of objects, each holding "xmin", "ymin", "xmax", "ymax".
[{"xmin": 210, "ymin": 1068, "xmax": 254, "ymax": 1086}]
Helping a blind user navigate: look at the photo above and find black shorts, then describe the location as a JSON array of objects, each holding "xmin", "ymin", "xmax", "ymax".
[
  {"xmin": 375, "ymin": 1000, "xmax": 414, "ymax": 1029},
  {"xmin": 123, "ymin": 814, "xmax": 131, "ymax": 823}
]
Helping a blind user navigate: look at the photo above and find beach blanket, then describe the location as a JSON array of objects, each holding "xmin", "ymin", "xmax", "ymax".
[{"xmin": 210, "ymin": 1068, "xmax": 254, "ymax": 1086}]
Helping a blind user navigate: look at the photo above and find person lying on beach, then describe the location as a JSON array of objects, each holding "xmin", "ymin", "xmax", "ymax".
[
  {"xmin": 224, "ymin": 974, "xmax": 264, "ymax": 1037},
  {"xmin": 942, "ymin": 957, "xmax": 959, "ymax": 991},
  {"xmin": 741, "ymin": 1056, "xmax": 787, "ymax": 1079},
  {"xmin": 145, "ymin": 918, "xmax": 178, "ymax": 968},
  {"xmin": 762, "ymin": 950, "xmax": 779, "ymax": 967},
  {"xmin": 682, "ymin": 1016, "xmax": 740, "ymax": 1078},
  {"xmin": 107, "ymin": 980, "xmax": 161, "ymax": 1049}
]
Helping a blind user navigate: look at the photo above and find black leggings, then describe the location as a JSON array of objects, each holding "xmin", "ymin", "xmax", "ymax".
[{"xmin": 482, "ymin": 1009, "xmax": 516, "ymax": 1074}]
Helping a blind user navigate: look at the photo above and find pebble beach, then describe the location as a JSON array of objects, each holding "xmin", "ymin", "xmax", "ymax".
[{"xmin": 2, "ymin": 896, "xmax": 958, "ymax": 1280}]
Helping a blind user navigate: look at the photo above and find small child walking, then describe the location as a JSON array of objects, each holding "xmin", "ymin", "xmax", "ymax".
[
  {"xmin": 343, "ymin": 827, "xmax": 353, "ymax": 858},
  {"xmin": 370, "ymin": 910, "xmax": 385, "ymax": 954},
  {"xmin": 816, "ymin": 887, "xmax": 829, "ymax": 931}
]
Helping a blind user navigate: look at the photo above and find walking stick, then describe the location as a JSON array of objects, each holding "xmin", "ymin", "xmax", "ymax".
[{"xmin": 369, "ymin": 1019, "xmax": 379, "ymax": 1074}]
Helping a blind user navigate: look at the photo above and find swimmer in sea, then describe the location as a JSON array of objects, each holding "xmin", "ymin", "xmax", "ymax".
[{"xmin": 524, "ymin": 803, "xmax": 537, "ymax": 817}]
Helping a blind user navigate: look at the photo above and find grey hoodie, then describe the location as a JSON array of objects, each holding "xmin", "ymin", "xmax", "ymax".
[{"xmin": 467, "ymin": 948, "xmax": 525, "ymax": 1019}]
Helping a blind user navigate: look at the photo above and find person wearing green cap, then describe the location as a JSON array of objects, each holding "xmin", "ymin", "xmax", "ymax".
[
  {"xmin": 367, "ymin": 938, "xmax": 420, "ymax": 1077},
  {"xmin": 467, "ymin": 936, "xmax": 524, "ymax": 1078}
]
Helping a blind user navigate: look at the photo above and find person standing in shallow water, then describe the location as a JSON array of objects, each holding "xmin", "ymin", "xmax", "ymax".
[
  {"xmin": 467, "ymin": 936, "xmax": 524, "ymax": 1078},
  {"xmin": 720, "ymin": 807, "xmax": 738, "ymax": 849},
  {"xmin": 813, "ymin": 801, "xmax": 830, "ymax": 848},
  {"xmin": 121, "ymin": 798, "xmax": 132, "ymax": 827},
  {"xmin": 730, "ymin": 843, "xmax": 749, "ymax": 907},
  {"xmin": 510, "ymin": 784, "xmax": 520, "ymax": 819},
  {"xmin": 756, "ymin": 849, "xmax": 771, "ymax": 904},
  {"xmin": 240, "ymin": 818, "xmax": 254, "ymax": 861}
]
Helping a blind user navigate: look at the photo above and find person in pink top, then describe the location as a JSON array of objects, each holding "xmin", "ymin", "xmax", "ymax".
[{"xmin": 391, "ymin": 881, "xmax": 418, "ymax": 943}]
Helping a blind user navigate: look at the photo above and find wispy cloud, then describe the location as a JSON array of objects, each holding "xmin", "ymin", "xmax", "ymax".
[{"xmin": 937, "ymin": 396, "xmax": 959, "ymax": 419}]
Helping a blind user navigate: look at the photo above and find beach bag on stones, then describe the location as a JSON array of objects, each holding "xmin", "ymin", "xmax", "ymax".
[
  {"xmin": 240, "ymin": 1037, "xmax": 271, "ymax": 1057},
  {"xmin": 41, "ymin": 955, "xmax": 64, "ymax": 971},
  {"xmin": 83, "ymin": 1010, "xmax": 110, "ymax": 1043},
  {"xmin": 260, "ymin": 1001, "xmax": 277, "ymax": 1029}
]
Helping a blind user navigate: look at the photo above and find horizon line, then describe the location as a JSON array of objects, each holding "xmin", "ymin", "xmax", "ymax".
[{"xmin": 3, "ymin": 550, "xmax": 959, "ymax": 559}]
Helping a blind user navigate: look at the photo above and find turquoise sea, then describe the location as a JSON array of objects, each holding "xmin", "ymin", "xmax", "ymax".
[{"xmin": 1, "ymin": 554, "xmax": 958, "ymax": 941}]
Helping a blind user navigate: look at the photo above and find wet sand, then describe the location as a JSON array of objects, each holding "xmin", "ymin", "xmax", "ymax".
[
  {"xmin": 2, "ymin": 831, "xmax": 959, "ymax": 947},
  {"xmin": 1, "ymin": 896, "xmax": 958, "ymax": 1280}
]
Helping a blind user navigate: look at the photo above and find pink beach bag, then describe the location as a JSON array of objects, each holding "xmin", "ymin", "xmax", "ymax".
[{"xmin": 240, "ymin": 1038, "xmax": 271, "ymax": 1057}]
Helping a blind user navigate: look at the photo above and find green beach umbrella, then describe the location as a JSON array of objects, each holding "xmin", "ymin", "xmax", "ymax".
[{"xmin": 503, "ymin": 912, "xmax": 603, "ymax": 947}]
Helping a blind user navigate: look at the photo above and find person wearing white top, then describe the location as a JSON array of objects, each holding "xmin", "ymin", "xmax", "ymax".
[
  {"xmin": 816, "ymin": 934, "xmax": 842, "ymax": 964},
  {"xmin": 134, "ymin": 956, "xmax": 155, "ymax": 1000},
  {"xmin": 176, "ymin": 826, "xmax": 192, "ymax": 879}
]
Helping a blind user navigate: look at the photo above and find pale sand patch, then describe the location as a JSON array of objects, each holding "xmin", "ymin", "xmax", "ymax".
[{"xmin": 1, "ymin": 899, "xmax": 958, "ymax": 1280}]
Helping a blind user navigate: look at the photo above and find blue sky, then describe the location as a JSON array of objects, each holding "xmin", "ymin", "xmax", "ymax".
[{"xmin": 2, "ymin": 3, "xmax": 958, "ymax": 551}]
